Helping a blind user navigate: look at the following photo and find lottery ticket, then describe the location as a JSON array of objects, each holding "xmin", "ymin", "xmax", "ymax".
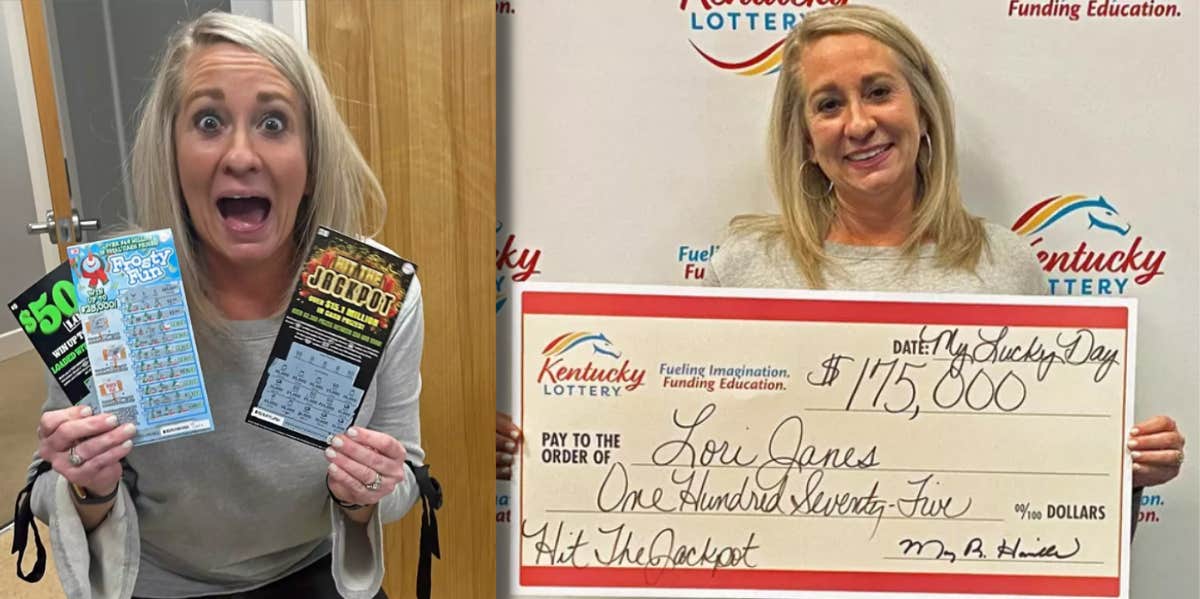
[
  {"xmin": 246, "ymin": 227, "xmax": 416, "ymax": 448},
  {"xmin": 67, "ymin": 229, "xmax": 213, "ymax": 445}
]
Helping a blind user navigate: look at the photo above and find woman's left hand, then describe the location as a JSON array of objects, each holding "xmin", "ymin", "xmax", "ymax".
[
  {"xmin": 1129, "ymin": 415, "xmax": 1185, "ymax": 488},
  {"xmin": 326, "ymin": 426, "xmax": 408, "ymax": 510}
]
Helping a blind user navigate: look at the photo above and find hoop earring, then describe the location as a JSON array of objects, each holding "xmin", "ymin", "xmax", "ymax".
[{"xmin": 800, "ymin": 160, "xmax": 834, "ymax": 197}]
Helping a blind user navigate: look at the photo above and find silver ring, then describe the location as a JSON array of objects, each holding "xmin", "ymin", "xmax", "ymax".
[
  {"xmin": 365, "ymin": 471, "xmax": 383, "ymax": 492},
  {"xmin": 1178, "ymin": 450, "xmax": 1185, "ymax": 466},
  {"xmin": 68, "ymin": 445, "xmax": 84, "ymax": 467}
]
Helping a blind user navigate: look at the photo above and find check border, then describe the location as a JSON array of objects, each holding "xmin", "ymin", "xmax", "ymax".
[{"xmin": 512, "ymin": 282, "xmax": 1136, "ymax": 599}]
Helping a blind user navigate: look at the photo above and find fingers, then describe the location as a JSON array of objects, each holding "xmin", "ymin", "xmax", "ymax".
[
  {"xmin": 1131, "ymin": 415, "xmax": 1177, "ymax": 436},
  {"xmin": 36, "ymin": 404, "xmax": 137, "ymax": 494},
  {"xmin": 73, "ymin": 423, "xmax": 137, "ymax": 464},
  {"xmin": 43, "ymin": 414, "xmax": 123, "ymax": 453},
  {"xmin": 70, "ymin": 445, "xmax": 132, "ymax": 489},
  {"xmin": 1129, "ymin": 431, "xmax": 1185, "ymax": 451},
  {"xmin": 1131, "ymin": 449, "xmax": 1185, "ymax": 467},
  {"xmin": 497, "ymin": 412, "xmax": 522, "ymax": 443},
  {"xmin": 1133, "ymin": 463, "xmax": 1180, "ymax": 488},
  {"xmin": 325, "ymin": 428, "xmax": 407, "ymax": 507},
  {"xmin": 497, "ymin": 431, "xmax": 517, "ymax": 453},
  {"xmin": 38, "ymin": 406, "xmax": 106, "ymax": 451},
  {"xmin": 496, "ymin": 412, "xmax": 520, "ymax": 481},
  {"xmin": 327, "ymin": 462, "xmax": 393, "ymax": 506},
  {"xmin": 343, "ymin": 426, "xmax": 408, "ymax": 463},
  {"xmin": 1130, "ymin": 419, "xmax": 1185, "ymax": 489},
  {"xmin": 38, "ymin": 405, "xmax": 91, "ymax": 440}
]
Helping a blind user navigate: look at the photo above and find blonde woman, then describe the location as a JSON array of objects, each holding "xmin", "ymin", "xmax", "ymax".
[
  {"xmin": 494, "ymin": 6, "xmax": 1185, "ymax": 498},
  {"xmin": 709, "ymin": 5, "xmax": 1183, "ymax": 497},
  {"xmin": 29, "ymin": 12, "xmax": 423, "ymax": 598}
]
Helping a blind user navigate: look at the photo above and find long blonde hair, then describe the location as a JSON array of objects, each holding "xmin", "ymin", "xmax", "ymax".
[
  {"xmin": 128, "ymin": 11, "xmax": 385, "ymax": 326},
  {"xmin": 734, "ymin": 4, "xmax": 984, "ymax": 288}
]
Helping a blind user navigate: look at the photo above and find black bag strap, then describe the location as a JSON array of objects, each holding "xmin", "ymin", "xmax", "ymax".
[
  {"xmin": 11, "ymin": 460, "xmax": 53, "ymax": 582},
  {"xmin": 405, "ymin": 460, "xmax": 441, "ymax": 599},
  {"xmin": 10, "ymin": 458, "xmax": 139, "ymax": 584}
]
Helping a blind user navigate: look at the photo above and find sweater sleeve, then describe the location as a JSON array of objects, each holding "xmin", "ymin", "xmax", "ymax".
[
  {"xmin": 329, "ymin": 275, "xmax": 426, "ymax": 598},
  {"xmin": 28, "ymin": 382, "xmax": 140, "ymax": 599}
]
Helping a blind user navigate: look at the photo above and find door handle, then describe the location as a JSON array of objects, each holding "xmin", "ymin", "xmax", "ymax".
[
  {"xmin": 70, "ymin": 209, "xmax": 101, "ymax": 242},
  {"xmin": 26, "ymin": 209, "xmax": 102, "ymax": 244},
  {"xmin": 26, "ymin": 208, "xmax": 60, "ymax": 244}
]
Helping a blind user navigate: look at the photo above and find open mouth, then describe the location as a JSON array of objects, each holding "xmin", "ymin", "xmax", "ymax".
[{"xmin": 217, "ymin": 196, "xmax": 271, "ymax": 232}]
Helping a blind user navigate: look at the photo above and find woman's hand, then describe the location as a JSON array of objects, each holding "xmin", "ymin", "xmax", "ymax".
[
  {"xmin": 37, "ymin": 405, "xmax": 136, "ymax": 498},
  {"xmin": 325, "ymin": 426, "xmax": 407, "ymax": 520},
  {"xmin": 496, "ymin": 411, "xmax": 521, "ymax": 480},
  {"xmin": 1129, "ymin": 415, "xmax": 1185, "ymax": 488}
]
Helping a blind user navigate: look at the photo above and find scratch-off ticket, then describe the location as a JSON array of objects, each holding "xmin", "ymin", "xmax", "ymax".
[
  {"xmin": 246, "ymin": 227, "xmax": 415, "ymax": 448},
  {"xmin": 67, "ymin": 229, "xmax": 213, "ymax": 445}
]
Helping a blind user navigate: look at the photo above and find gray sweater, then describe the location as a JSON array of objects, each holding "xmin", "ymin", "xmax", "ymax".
[
  {"xmin": 30, "ymin": 277, "xmax": 426, "ymax": 599},
  {"xmin": 707, "ymin": 221, "xmax": 1047, "ymax": 295}
]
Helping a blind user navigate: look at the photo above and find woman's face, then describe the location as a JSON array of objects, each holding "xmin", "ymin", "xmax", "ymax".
[
  {"xmin": 174, "ymin": 42, "xmax": 308, "ymax": 273},
  {"xmin": 799, "ymin": 33, "xmax": 923, "ymax": 206}
]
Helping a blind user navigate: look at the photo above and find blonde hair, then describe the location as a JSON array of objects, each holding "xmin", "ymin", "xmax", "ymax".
[
  {"xmin": 127, "ymin": 11, "xmax": 384, "ymax": 326},
  {"xmin": 734, "ymin": 4, "xmax": 984, "ymax": 288}
]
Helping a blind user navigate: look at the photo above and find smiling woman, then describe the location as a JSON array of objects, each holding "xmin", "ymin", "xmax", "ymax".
[
  {"xmin": 705, "ymin": 0, "xmax": 1184, "ymax": 528},
  {"xmin": 25, "ymin": 11, "xmax": 424, "ymax": 599}
]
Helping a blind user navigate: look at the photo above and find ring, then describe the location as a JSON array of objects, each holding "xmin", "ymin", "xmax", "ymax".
[
  {"xmin": 365, "ymin": 471, "xmax": 383, "ymax": 492},
  {"xmin": 68, "ymin": 446, "xmax": 84, "ymax": 467},
  {"xmin": 1178, "ymin": 450, "xmax": 1186, "ymax": 465}
]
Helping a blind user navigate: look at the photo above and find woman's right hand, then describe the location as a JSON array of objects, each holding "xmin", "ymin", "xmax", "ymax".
[
  {"xmin": 496, "ymin": 411, "xmax": 522, "ymax": 480},
  {"xmin": 37, "ymin": 405, "xmax": 136, "ymax": 498}
]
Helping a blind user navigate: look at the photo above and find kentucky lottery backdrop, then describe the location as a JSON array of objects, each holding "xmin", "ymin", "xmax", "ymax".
[{"xmin": 495, "ymin": 1, "xmax": 1198, "ymax": 597}]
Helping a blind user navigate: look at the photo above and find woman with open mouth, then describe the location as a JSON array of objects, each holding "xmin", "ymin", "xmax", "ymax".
[{"xmin": 26, "ymin": 12, "xmax": 425, "ymax": 599}]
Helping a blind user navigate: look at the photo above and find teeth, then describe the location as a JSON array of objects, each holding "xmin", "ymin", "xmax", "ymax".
[{"xmin": 848, "ymin": 146, "xmax": 887, "ymax": 161}]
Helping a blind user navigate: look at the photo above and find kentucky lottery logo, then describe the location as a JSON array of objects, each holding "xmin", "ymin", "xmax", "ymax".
[
  {"xmin": 682, "ymin": 0, "xmax": 848, "ymax": 76},
  {"xmin": 1011, "ymin": 194, "xmax": 1166, "ymax": 295},
  {"xmin": 537, "ymin": 332, "xmax": 647, "ymax": 397}
]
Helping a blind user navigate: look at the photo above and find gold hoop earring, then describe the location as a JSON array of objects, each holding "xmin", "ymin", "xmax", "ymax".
[{"xmin": 800, "ymin": 160, "xmax": 834, "ymax": 197}]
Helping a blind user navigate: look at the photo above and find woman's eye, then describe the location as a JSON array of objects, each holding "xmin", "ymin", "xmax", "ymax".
[
  {"xmin": 816, "ymin": 99, "xmax": 840, "ymax": 113},
  {"xmin": 195, "ymin": 114, "xmax": 222, "ymax": 132},
  {"xmin": 868, "ymin": 87, "xmax": 892, "ymax": 100},
  {"xmin": 260, "ymin": 114, "xmax": 287, "ymax": 133}
]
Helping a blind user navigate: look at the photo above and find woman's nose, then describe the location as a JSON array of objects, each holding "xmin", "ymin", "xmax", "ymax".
[
  {"xmin": 844, "ymin": 100, "xmax": 876, "ymax": 140},
  {"xmin": 220, "ymin": 127, "xmax": 262, "ymax": 174}
]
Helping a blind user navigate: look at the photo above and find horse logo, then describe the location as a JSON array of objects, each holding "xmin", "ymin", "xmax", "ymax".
[
  {"xmin": 542, "ymin": 332, "xmax": 622, "ymax": 360},
  {"xmin": 1012, "ymin": 194, "xmax": 1132, "ymax": 243}
]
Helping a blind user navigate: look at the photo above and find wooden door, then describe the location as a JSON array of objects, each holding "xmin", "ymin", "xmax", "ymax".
[
  {"xmin": 307, "ymin": 2, "xmax": 495, "ymax": 598},
  {"xmin": 18, "ymin": 0, "xmax": 72, "ymax": 260}
]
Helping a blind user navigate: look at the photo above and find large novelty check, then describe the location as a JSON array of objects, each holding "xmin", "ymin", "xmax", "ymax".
[{"xmin": 508, "ymin": 283, "xmax": 1136, "ymax": 599}]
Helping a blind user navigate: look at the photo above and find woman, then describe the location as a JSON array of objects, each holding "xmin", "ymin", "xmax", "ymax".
[
  {"xmin": 30, "ymin": 12, "xmax": 423, "ymax": 599},
  {"xmin": 496, "ymin": 5, "xmax": 1184, "ymax": 503}
]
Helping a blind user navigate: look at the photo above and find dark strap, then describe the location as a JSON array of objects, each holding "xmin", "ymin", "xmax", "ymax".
[
  {"xmin": 405, "ymin": 460, "xmax": 441, "ymax": 599},
  {"xmin": 10, "ymin": 458, "xmax": 139, "ymax": 585},
  {"xmin": 12, "ymin": 460, "xmax": 53, "ymax": 582}
]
